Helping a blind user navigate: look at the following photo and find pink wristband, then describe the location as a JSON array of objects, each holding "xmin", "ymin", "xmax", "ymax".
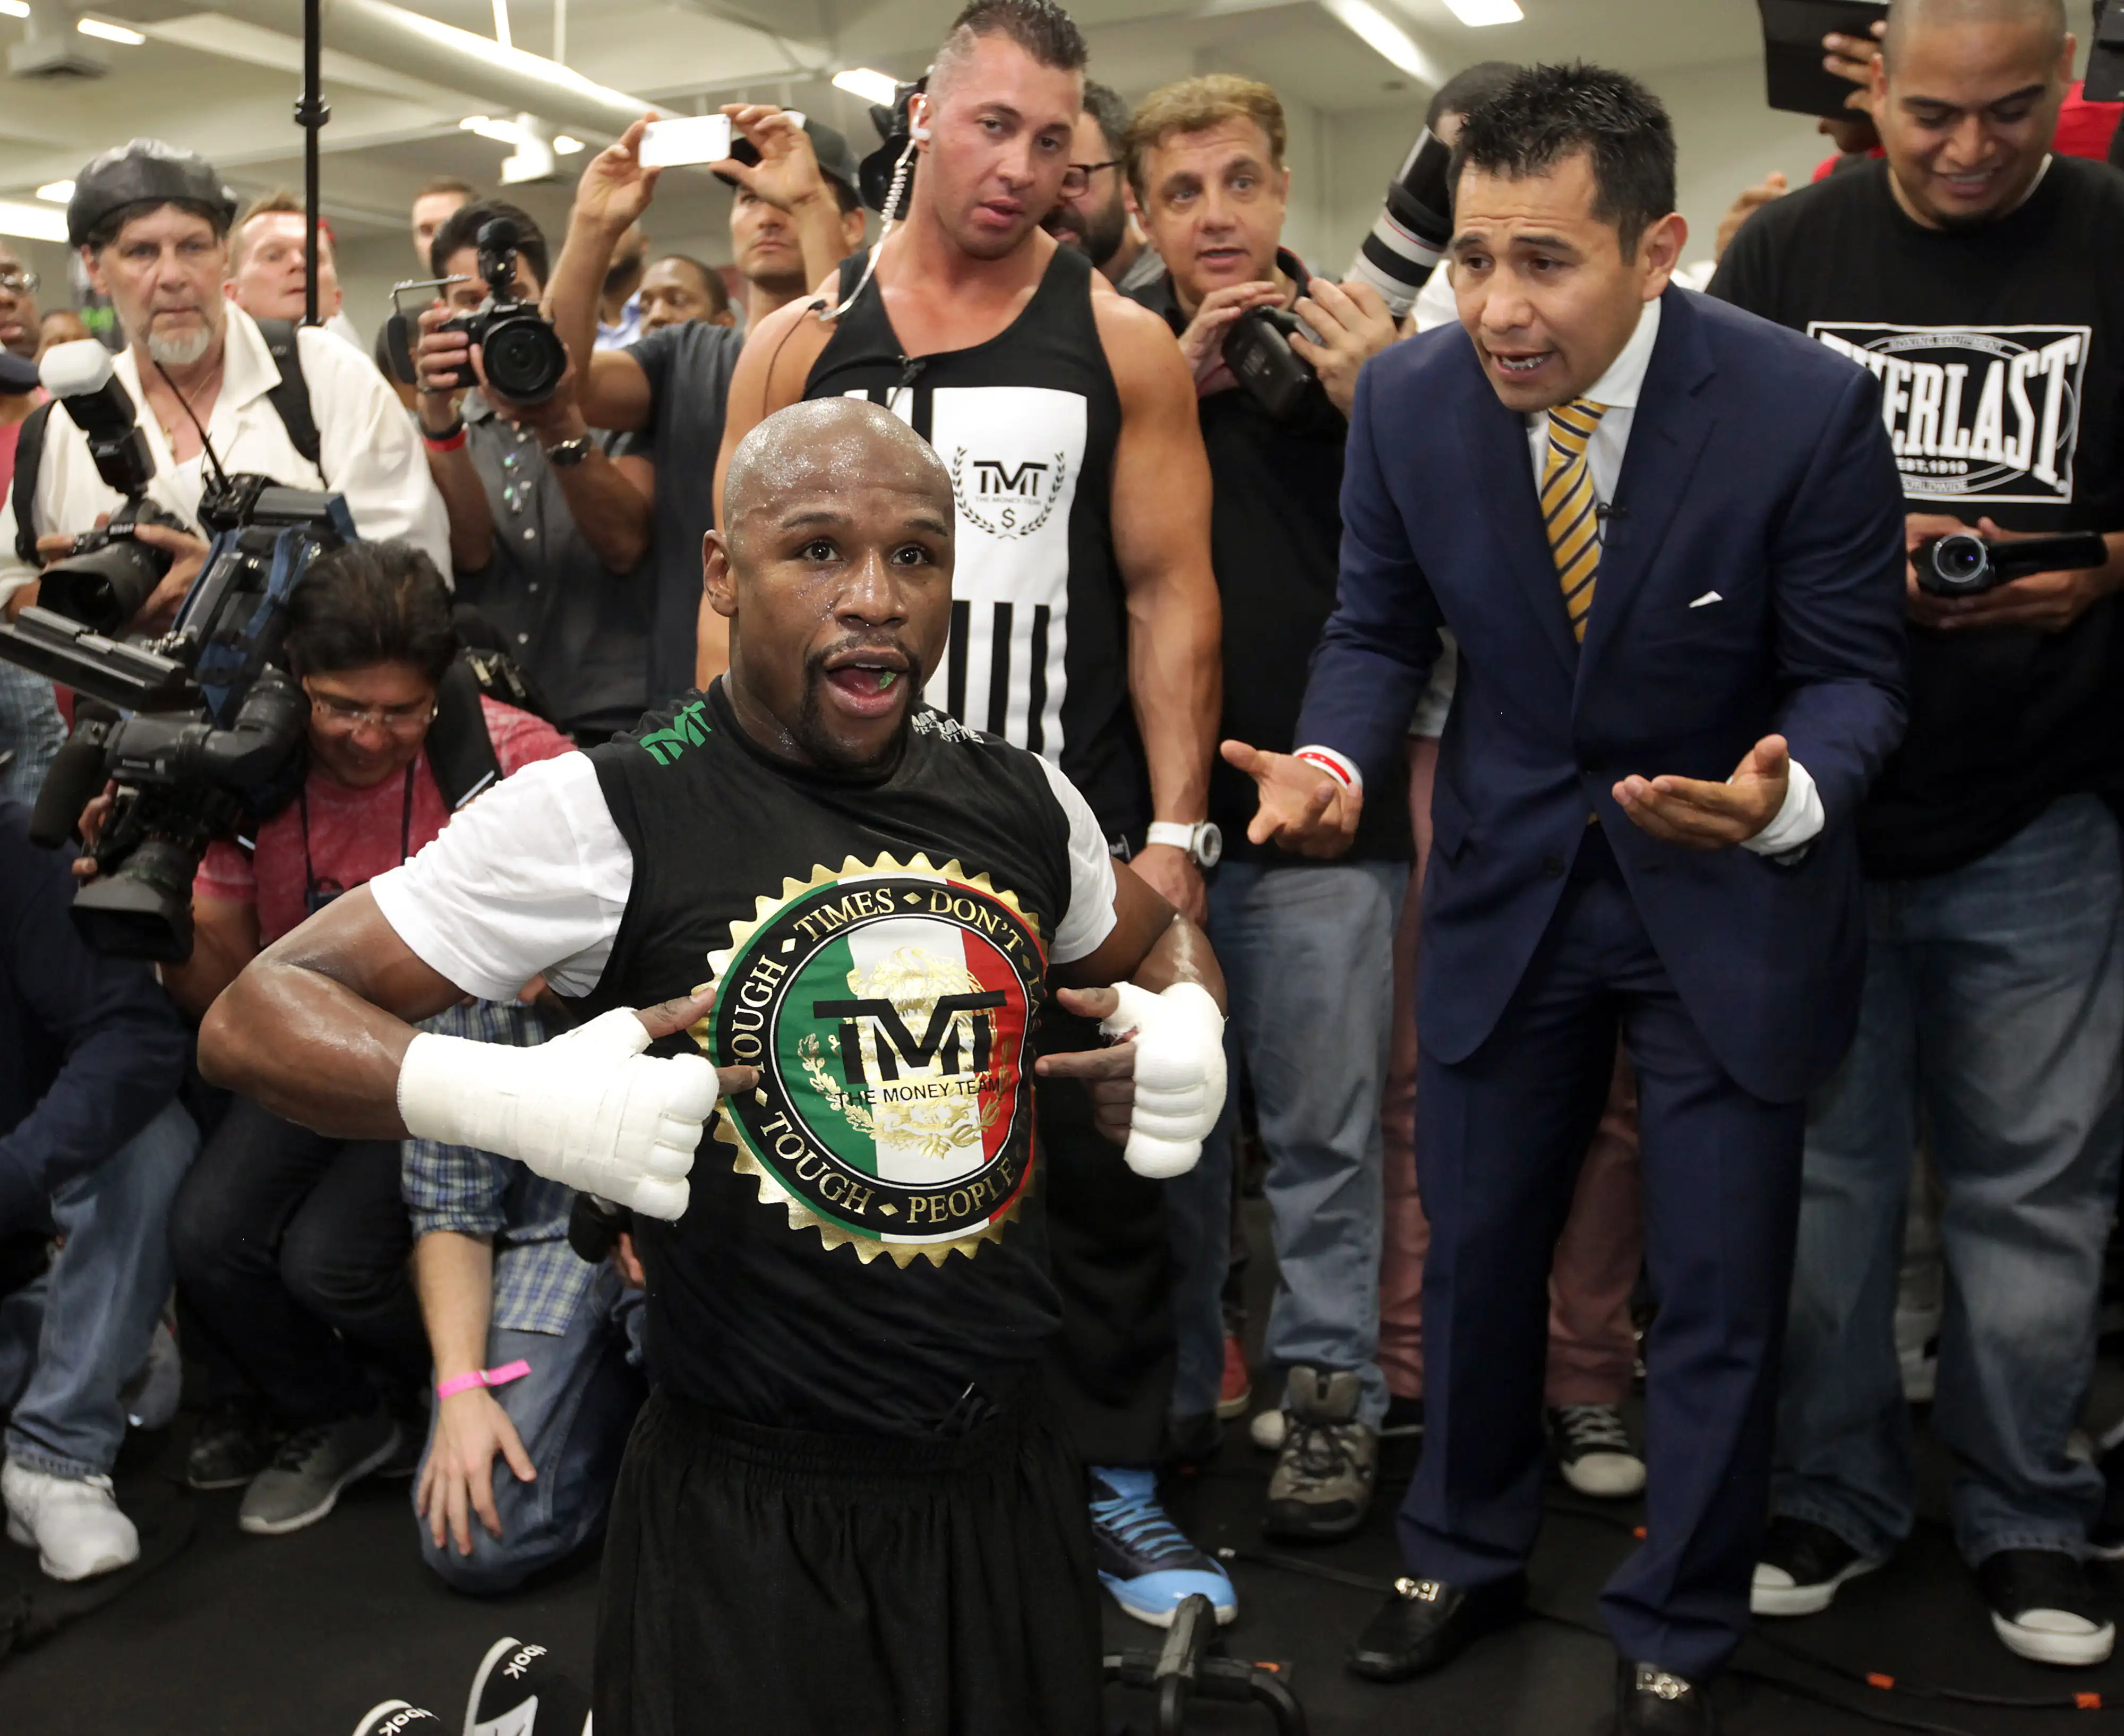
[{"xmin": 435, "ymin": 1358, "xmax": 531, "ymax": 1400}]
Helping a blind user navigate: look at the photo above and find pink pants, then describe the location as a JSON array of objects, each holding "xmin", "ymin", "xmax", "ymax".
[{"xmin": 1378, "ymin": 737, "xmax": 1644, "ymax": 1408}]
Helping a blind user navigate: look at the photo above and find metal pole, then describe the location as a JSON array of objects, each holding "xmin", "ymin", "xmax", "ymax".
[{"xmin": 296, "ymin": 0, "xmax": 331, "ymax": 327}]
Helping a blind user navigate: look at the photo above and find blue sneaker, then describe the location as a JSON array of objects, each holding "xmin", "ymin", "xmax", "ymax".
[{"xmin": 1089, "ymin": 1466, "xmax": 1238, "ymax": 1628}]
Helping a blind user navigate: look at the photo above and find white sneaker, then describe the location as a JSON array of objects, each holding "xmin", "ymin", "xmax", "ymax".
[
  {"xmin": 1547, "ymin": 1404, "xmax": 1648, "ymax": 1499},
  {"xmin": 1249, "ymin": 1407, "xmax": 1288, "ymax": 1451},
  {"xmin": 2, "ymin": 1458, "xmax": 140, "ymax": 1581}
]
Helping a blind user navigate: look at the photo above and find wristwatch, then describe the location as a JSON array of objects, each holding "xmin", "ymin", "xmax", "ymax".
[
  {"xmin": 544, "ymin": 434, "xmax": 594, "ymax": 468},
  {"xmin": 1145, "ymin": 820, "xmax": 1223, "ymax": 869}
]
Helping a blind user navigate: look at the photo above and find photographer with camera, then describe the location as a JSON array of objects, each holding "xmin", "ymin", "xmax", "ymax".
[
  {"xmin": 1121, "ymin": 73, "xmax": 1408, "ymax": 1541},
  {"xmin": 545, "ymin": 107, "xmax": 867, "ymax": 702},
  {"xmin": 414, "ymin": 200, "xmax": 654, "ymax": 745},
  {"xmin": 1710, "ymin": 0, "xmax": 2124, "ymax": 1664},
  {"xmin": 0, "ymin": 802, "xmax": 194, "ymax": 1584},
  {"xmin": 0, "ymin": 139, "xmax": 449, "ymax": 638},
  {"xmin": 159, "ymin": 540, "xmax": 571, "ymax": 1537}
]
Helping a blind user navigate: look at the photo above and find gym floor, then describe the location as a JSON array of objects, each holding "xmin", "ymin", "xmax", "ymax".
[{"xmin": 5, "ymin": 1203, "xmax": 2121, "ymax": 1734}]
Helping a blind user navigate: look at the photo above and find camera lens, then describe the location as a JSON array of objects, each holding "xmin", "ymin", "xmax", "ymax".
[
  {"xmin": 72, "ymin": 835, "xmax": 202, "ymax": 961},
  {"xmin": 41, "ymin": 535, "xmax": 173, "ymax": 633},
  {"xmin": 1930, "ymin": 532, "xmax": 1991, "ymax": 593},
  {"xmin": 481, "ymin": 313, "xmax": 568, "ymax": 406}
]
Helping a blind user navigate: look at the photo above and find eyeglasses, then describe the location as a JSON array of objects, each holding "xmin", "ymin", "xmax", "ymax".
[
  {"xmin": 305, "ymin": 684, "xmax": 438, "ymax": 736},
  {"xmin": 0, "ymin": 269, "xmax": 38, "ymax": 297},
  {"xmin": 1059, "ymin": 159, "xmax": 1119, "ymax": 196}
]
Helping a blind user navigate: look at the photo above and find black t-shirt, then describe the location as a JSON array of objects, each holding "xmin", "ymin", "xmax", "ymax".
[
  {"xmin": 1131, "ymin": 260, "xmax": 1411, "ymax": 867},
  {"xmin": 1710, "ymin": 155, "xmax": 2124, "ymax": 879},
  {"xmin": 621, "ymin": 320, "xmax": 744, "ymax": 706},
  {"xmin": 579, "ymin": 683, "xmax": 1091, "ymax": 1436}
]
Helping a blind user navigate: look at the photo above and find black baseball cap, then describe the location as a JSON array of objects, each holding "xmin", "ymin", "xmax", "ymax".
[
  {"xmin": 713, "ymin": 117, "xmax": 861, "ymax": 208},
  {"xmin": 67, "ymin": 139, "xmax": 238, "ymax": 249}
]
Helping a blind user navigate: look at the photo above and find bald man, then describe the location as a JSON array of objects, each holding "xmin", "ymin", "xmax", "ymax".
[
  {"xmin": 1712, "ymin": 0, "xmax": 2124, "ymax": 1666},
  {"xmin": 196, "ymin": 400, "xmax": 1229, "ymax": 1735}
]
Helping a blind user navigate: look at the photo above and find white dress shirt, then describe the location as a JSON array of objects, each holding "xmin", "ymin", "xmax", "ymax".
[
  {"xmin": 1305, "ymin": 294, "xmax": 1822, "ymax": 858},
  {"xmin": 0, "ymin": 303, "xmax": 450, "ymax": 602}
]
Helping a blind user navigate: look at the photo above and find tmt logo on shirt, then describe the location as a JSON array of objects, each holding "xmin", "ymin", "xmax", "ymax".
[{"xmin": 1808, "ymin": 321, "xmax": 2091, "ymax": 504}]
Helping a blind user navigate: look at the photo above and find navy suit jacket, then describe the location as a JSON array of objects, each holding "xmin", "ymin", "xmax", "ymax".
[{"xmin": 1296, "ymin": 286, "xmax": 1908, "ymax": 1104}]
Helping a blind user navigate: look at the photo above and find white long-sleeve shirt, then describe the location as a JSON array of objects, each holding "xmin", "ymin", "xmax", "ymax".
[{"xmin": 0, "ymin": 304, "xmax": 449, "ymax": 603}]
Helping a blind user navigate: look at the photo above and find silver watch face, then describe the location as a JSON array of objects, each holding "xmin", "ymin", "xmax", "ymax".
[{"xmin": 1194, "ymin": 822, "xmax": 1223, "ymax": 868}]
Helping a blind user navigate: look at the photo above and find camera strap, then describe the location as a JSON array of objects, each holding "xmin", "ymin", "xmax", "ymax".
[
  {"xmin": 11, "ymin": 398, "xmax": 57, "ymax": 565},
  {"xmin": 251, "ymin": 319, "xmax": 323, "ymax": 475}
]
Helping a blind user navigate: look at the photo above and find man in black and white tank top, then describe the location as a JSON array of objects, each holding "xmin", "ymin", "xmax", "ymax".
[{"xmin": 716, "ymin": 0, "xmax": 1232, "ymax": 1632}]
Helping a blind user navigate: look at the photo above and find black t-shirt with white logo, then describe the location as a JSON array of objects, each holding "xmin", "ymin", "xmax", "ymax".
[
  {"xmin": 1711, "ymin": 155, "xmax": 2124, "ymax": 879},
  {"xmin": 579, "ymin": 683, "xmax": 1091, "ymax": 1436}
]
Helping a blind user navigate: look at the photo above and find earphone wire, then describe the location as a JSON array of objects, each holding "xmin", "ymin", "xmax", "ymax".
[{"xmin": 821, "ymin": 84, "xmax": 927, "ymax": 323}]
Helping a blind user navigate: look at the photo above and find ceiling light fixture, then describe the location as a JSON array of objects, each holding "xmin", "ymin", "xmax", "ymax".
[
  {"xmin": 832, "ymin": 67, "xmax": 902, "ymax": 106},
  {"xmin": 1441, "ymin": 0, "xmax": 1522, "ymax": 23},
  {"xmin": 76, "ymin": 16, "xmax": 146, "ymax": 43},
  {"xmin": 0, "ymin": 201, "xmax": 67, "ymax": 243},
  {"xmin": 460, "ymin": 115, "xmax": 525, "ymax": 144},
  {"xmin": 1316, "ymin": 0, "xmax": 1443, "ymax": 83},
  {"xmin": 0, "ymin": 1, "xmax": 30, "ymax": 17},
  {"xmin": 554, "ymin": 135, "xmax": 584, "ymax": 153},
  {"xmin": 35, "ymin": 181, "xmax": 74, "ymax": 203}
]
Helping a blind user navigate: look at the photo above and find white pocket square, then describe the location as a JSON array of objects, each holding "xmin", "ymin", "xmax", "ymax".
[{"xmin": 1688, "ymin": 590, "xmax": 1723, "ymax": 609}]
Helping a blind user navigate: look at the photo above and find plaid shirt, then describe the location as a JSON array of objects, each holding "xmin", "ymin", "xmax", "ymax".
[{"xmin": 402, "ymin": 999, "xmax": 593, "ymax": 1338}]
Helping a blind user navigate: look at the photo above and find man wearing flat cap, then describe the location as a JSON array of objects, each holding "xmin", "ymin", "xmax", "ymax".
[{"xmin": 1, "ymin": 138, "xmax": 448, "ymax": 635}]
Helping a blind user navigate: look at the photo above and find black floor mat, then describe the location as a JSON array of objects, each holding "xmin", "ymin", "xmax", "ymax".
[{"xmin": 0, "ymin": 1467, "xmax": 193, "ymax": 1664}]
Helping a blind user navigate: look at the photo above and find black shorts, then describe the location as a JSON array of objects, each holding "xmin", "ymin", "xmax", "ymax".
[{"xmin": 594, "ymin": 1388, "xmax": 1103, "ymax": 1736}]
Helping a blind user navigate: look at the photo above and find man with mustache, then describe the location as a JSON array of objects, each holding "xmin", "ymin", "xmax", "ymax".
[
  {"xmin": 715, "ymin": 0, "xmax": 1230, "ymax": 1628},
  {"xmin": 198, "ymin": 396, "xmax": 1229, "ymax": 1734},
  {"xmin": 1, "ymin": 140, "xmax": 448, "ymax": 630}
]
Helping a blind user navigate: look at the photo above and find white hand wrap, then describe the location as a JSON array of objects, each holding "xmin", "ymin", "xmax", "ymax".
[
  {"xmin": 397, "ymin": 1007, "xmax": 721, "ymax": 1221},
  {"xmin": 1100, "ymin": 981, "xmax": 1227, "ymax": 1179}
]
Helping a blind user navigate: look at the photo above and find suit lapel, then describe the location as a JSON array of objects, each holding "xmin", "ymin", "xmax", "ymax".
[
  {"xmin": 1578, "ymin": 287, "xmax": 1717, "ymax": 684},
  {"xmin": 1458, "ymin": 357, "xmax": 1581, "ymax": 678}
]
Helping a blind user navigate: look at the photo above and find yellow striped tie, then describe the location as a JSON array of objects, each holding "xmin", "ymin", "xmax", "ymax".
[{"xmin": 1542, "ymin": 397, "xmax": 1611, "ymax": 643}]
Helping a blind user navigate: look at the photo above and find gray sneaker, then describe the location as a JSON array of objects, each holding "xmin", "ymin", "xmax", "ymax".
[
  {"xmin": 1264, "ymin": 1366, "xmax": 1377, "ymax": 1542},
  {"xmin": 237, "ymin": 1408, "xmax": 399, "ymax": 1536}
]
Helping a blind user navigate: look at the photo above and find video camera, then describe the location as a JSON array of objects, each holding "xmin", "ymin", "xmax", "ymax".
[
  {"xmin": 0, "ymin": 348, "xmax": 353, "ymax": 961},
  {"xmin": 1912, "ymin": 528, "xmax": 2110, "ymax": 597},
  {"xmin": 387, "ymin": 216, "xmax": 568, "ymax": 406}
]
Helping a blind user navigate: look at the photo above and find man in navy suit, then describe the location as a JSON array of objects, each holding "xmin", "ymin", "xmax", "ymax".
[{"xmin": 1230, "ymin": 65, "xmax": 1908, "ymax": 1733}]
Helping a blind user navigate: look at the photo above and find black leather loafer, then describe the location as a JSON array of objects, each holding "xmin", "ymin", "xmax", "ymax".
[
  {"xmin": 1346, "ymin": 1570, "xmax": 1528, "ymax": 1682},
  {"xmin": 1615, "ymin": 1658, "xmax": 1715, "ymax": 1734}
]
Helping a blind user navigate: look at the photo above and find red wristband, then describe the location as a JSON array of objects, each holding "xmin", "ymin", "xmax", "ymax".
[
  {"xmin": 1295, "ymin": 748, "xmax": 1357, "ymax": 789},
  {"xmin": 422, "ymin": 425, "xmax": 467, "ymax": 453}
]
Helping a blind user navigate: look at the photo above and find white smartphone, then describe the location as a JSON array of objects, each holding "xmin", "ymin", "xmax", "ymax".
[{"xmin": 640, "ymin": 114, "xmax": 733, "ymax": 169}]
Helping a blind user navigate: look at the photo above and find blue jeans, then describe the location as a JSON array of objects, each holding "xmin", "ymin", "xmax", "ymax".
[
  {"xmin": 1775, "ymin": 794, "xmax": 2124, "ymax": 1567},
  {"xmin": 414, "ymin": 1262, "xmax": 646, "ymax": 1594},
  {"xmin": 0, "ymin": 1100, "xmax": 199, "ymax": 1477},
  {"xmin": 1169, "ymin": 859, "xmax": 1406, "ymax": 1429}
]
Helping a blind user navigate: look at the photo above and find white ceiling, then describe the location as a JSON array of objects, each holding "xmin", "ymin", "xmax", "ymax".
[{"xmin": 0, "ymin": 0, "xmax": 1792, "ymax": 244}]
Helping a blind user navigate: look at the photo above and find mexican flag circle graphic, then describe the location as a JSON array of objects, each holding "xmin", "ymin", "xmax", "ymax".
[{"xmin": 700, "ymin": 854, "xmax": 1048, "ymax": 1265}]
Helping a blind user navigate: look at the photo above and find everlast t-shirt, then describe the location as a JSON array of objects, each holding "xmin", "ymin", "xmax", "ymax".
[
  {"xmin": 370, "ymin": 684, "xmax": 1124, "ymax": 1436},
  {"xmin": 1710, "ymin": 155, "xmax": 2124, "ymax": 879}
]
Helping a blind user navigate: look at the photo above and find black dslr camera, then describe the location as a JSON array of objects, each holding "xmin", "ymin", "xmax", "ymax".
[
  {"xmin": 32, "ymin": 340, "xmax": 190, "ymax": 632},
  {"xmin": 0, "ymin": 357, "xmax": 352, "ymax": 960},
  {"xmin": 1912, "ymin": 528, "xmax": 2109, "ymax": 597},
  {"xmin": 430, "ymin": 217, "xmax": 568, "ymax": 406}
]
